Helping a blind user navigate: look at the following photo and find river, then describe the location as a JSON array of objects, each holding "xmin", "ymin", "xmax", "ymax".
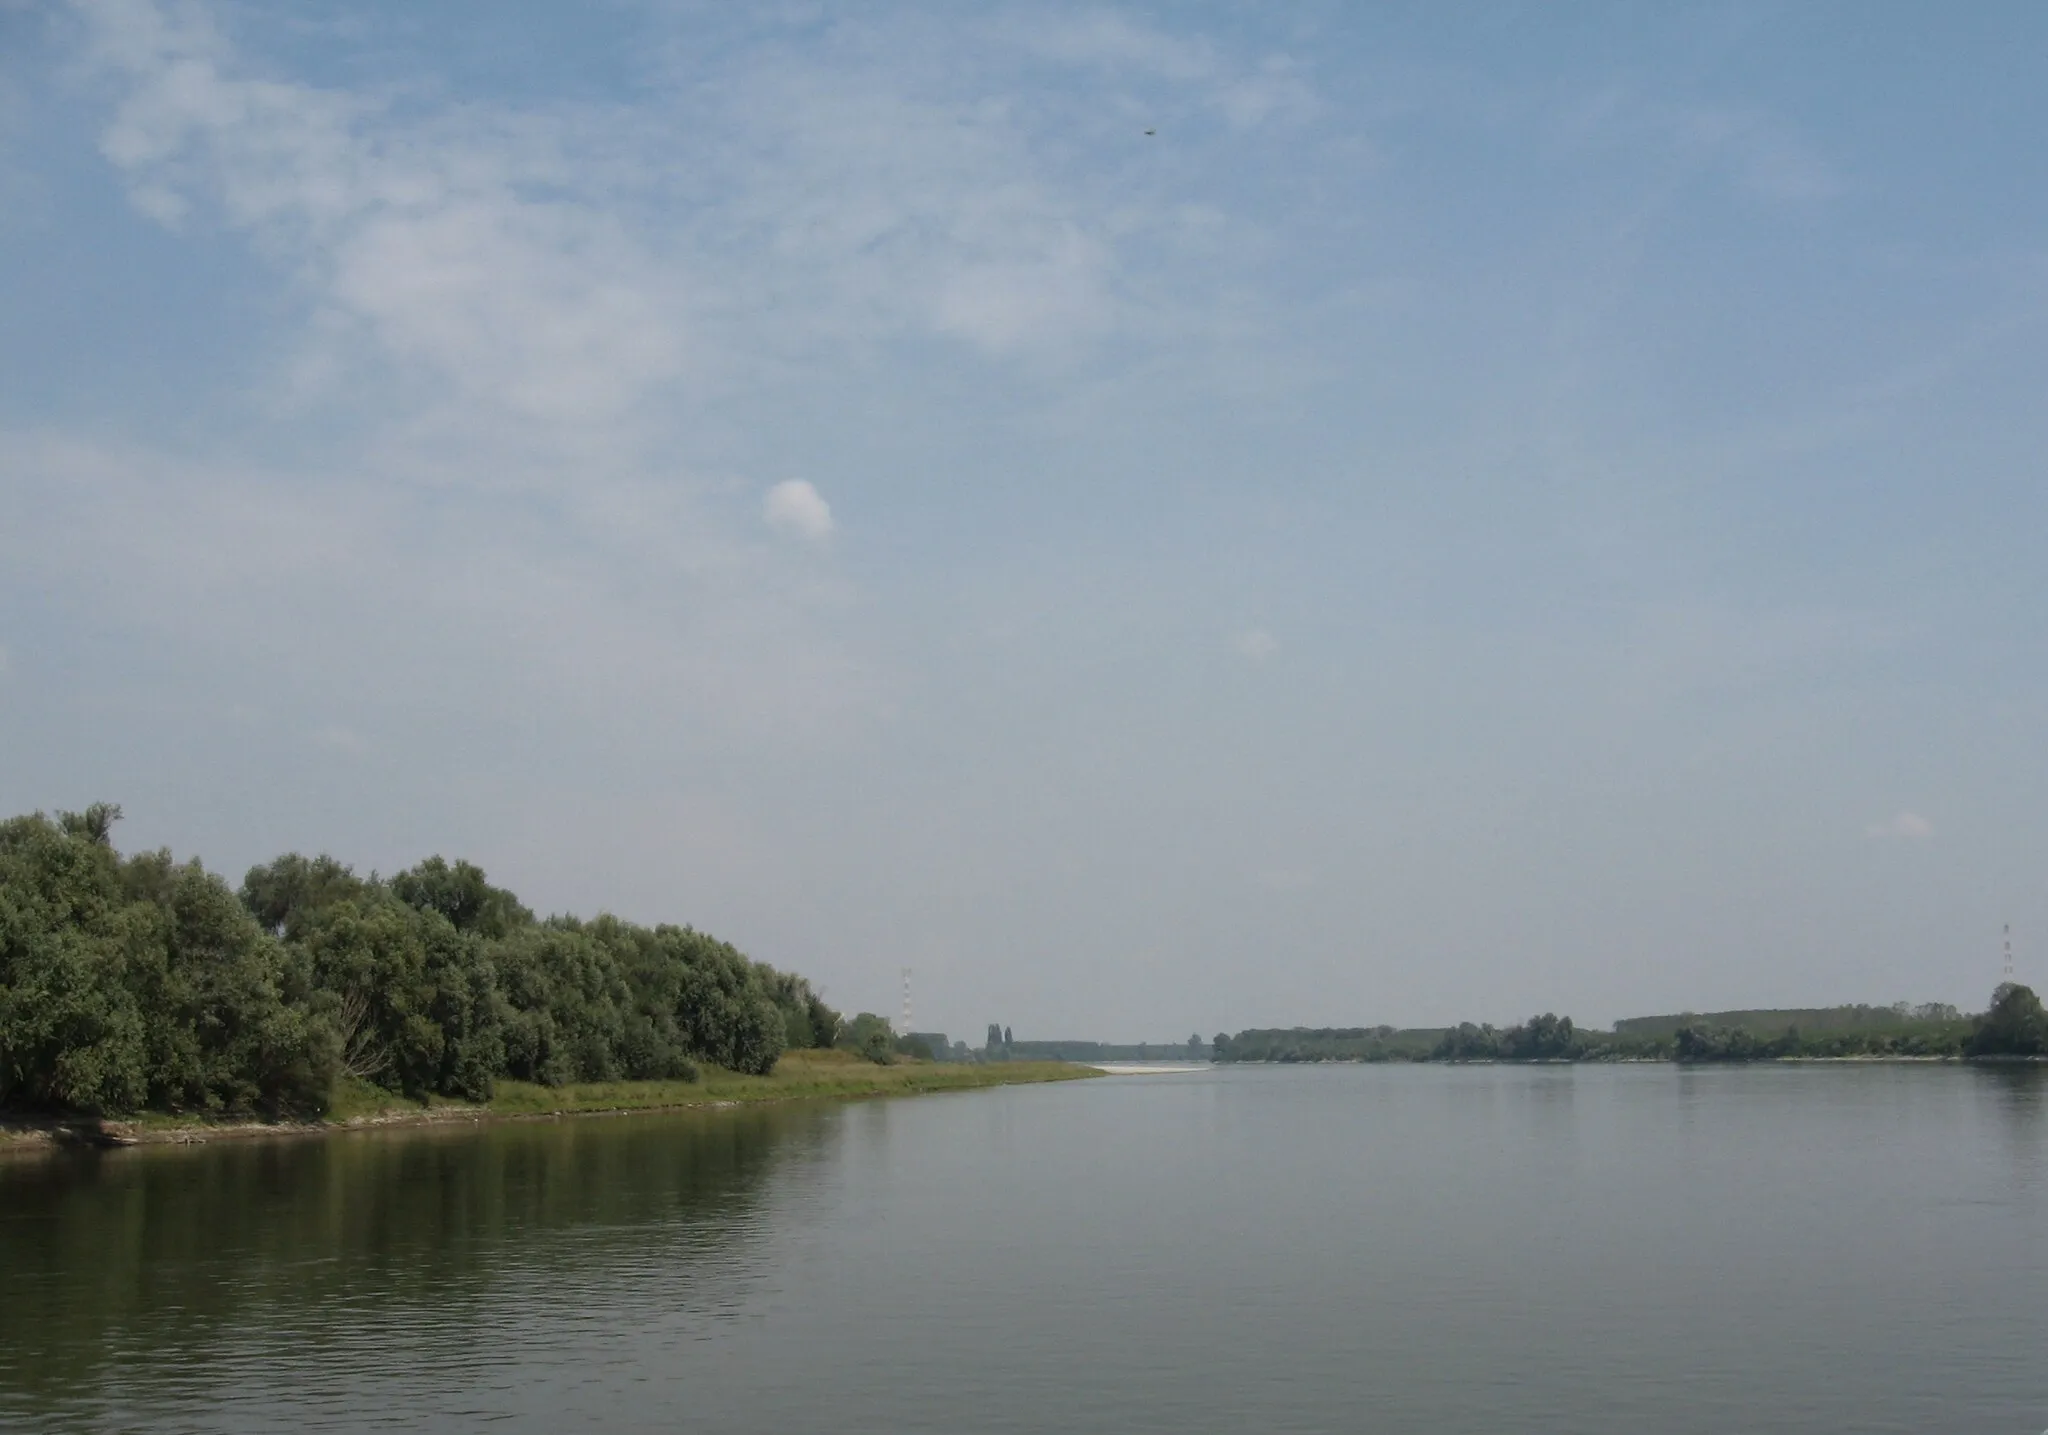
[{"xmin": 2, "ymin": 1062, "xmax": 2044, "ymax": 1433}]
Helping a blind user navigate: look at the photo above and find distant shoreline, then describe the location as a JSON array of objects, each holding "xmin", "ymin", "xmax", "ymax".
[
  {"xmin": 0, "ymin": 1051, "xmax": 1099, "ymax": 1158},
  {"xmin": 1218, "ymin": 1054, "xmax": 2047, "ymax": 1067},
  {"xmin": 1083, "ymin": 1062, "xmax": 1210, "ymax": 1074},
  {"xmin": 1214, "ymin": 993, "xmax": 2048, "ymax": 1065}
]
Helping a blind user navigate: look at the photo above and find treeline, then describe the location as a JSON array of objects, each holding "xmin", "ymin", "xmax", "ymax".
[
  {"xmin": 1214, "ymin": 988, "xmax": 2046, "ymax": 1065},
  {"xmin": 1212, "ymin": 1017, "xmax": 1659, "ymax": 1064},
  {"xmin": 982, "ymin": 1028, "xmax": 1211, "ymax": 1063},
  {"xmin": 1613, "ymin": 1002, "xmax": 1965, "ymax": 1039},
  {"xmin": 1214, "ymin": 1026, "xmax": 1443, "ymax": 1063},
  {"xmin": 1673, "ymin": 985, "xmax": 2042, "ymax": 1062},
  {"xmin": 0, "ymin": 805, "xmax": 846, "ymax": 1118}
]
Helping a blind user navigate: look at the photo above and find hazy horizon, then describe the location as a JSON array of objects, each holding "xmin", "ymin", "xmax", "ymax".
[{"xmin": 5, "ymin": 2, "xmax": 2045, "ymax": 1040}]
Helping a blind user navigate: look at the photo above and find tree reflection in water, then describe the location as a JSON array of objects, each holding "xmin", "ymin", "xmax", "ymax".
[{"xmin": 0, "ymin": 1105, "xmax": 830, "ymax": 1429}]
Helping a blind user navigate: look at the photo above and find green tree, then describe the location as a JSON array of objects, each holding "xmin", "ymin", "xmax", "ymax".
[
  {"xmin": 0, "ymin": 811, "xmax": 152, "ymax": 1113},
  {"xmin": 60, "ymin": 802, "xmax": 123, "ymax": 848},
  {"xmin": 1969, "ymin": 983, "xmax": 2048, "ymax": 1057},
  {"xmin": 1, "ymin": 812, "xmax": 334, "ymax": 1116},
  {"xmin": 843, "ymin": 1012, "xmax": 896, "ymax": 1064},
  {"xmin": 136, "ymin": 859, "xmax": 329, "ymax": 1113},
  {"xmin": 750, "ymin": 965, "xmax": 840, "ymax": 1053},
  {"xmin": 805, "ymin": 993, "xmax": 842, "ymax": 1049},
  {"xmin": 5, "ymin": 802, "xmax": 821, "ymax": 1117},
  {"xmin": 283, "ymin": 886, "xmax": 500, "ymax": 1099},
  {"xmin": 389, "ymin": 857, "xmax": 531, "ymax": 939},
  {"xmin": 240, "ymin": 853, "xmax": 369, "ymax": 937},
  {"xmin": 1504, "ymin": 1012, "xmax": 1578, "ymax": 1061},
  {"xmin": 1432, "ymin": 1022, "xmax": 1505, "ymax": 1061},
  {"xmin": 654, "ymin": 926, "xmax": 785, "ymax": 1075}
]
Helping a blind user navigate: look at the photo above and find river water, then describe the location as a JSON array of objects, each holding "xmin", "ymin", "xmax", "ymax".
[{"xmin": 2, "ymin": 1063, "xmax": 2044, "ymax": 1434}]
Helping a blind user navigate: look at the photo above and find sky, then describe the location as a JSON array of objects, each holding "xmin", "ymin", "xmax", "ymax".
[{"xmin": 3, "ymin": 1, "xmax": 2046, "ymax": 1040}]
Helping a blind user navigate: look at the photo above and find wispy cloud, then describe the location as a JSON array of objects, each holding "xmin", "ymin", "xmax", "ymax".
[
  {"xmin": 0, "ymin": 430, "xmax": 873, "ymax": 749},
  {"xmin": 76, "ymin": 0, "xmax": 1313, "ymax": 414},
  {"xmin": 309, "ymin": 724, "xmax": 363, "ymax": 753},
  {"xmin": 28, "ymin": 0, "xmax": 1343, "ymax": 802},
  {"xmin": 1232, "ymin": 627, "xmax": 1276, "ymax": 661},
  {"xmin": 1678, "ymin": 108, "xmax": 1847, "ymax": 204},
  {"xmin": 764, "ymin": 480, "xmax": 834, "ymax": 542},
  {"xmin": 1554, "ymin": 86, "xmax": 1846, "ymax": 209},
  {"xmin": 1608, "ymin": 604, "xmax": 1908, "ymax": 709},
  {"xmin": 0, "ymin": 46, "xmax": 34, "ymax": 222},
  {"xmin": 1016, "ymin": 11, "xmax": 1217, "ymax": 81},
  {"xmin": 6, "ymin": 0, "xmax": 2035, "ymax": 1033},
  {"xmin": 1008, "ymin": 11, "xmax": 1314, "ymax": 130},
  {"xmin": 82, "ymin": 0, "xmax": 686, "ymax": 430},
  {"xmin": 1865, "ymin": 811, "xmax": 1933, "ymax": 840},
  {"xmin": 674, "ymin": 39, "xmax": 1143, "ymax": 365}
]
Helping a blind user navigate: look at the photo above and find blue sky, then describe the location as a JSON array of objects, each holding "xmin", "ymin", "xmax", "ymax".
[{"xmin": 4, "ymin": 1, "xmax": 2046, "ymax": 1037}]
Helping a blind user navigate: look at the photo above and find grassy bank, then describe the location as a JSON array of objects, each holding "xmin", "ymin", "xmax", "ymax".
[
  {"xmin": 1, "ymin": 1051, "xmax": 1101, "ymax": 1153},
  {"xmin": 341, "ymin": 1049, "xmax": 1100, "ymax": 1118}
]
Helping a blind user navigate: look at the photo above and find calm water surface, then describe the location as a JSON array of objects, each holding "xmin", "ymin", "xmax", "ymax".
[{"xmin": 3, "ymin": 1064, "xmax": 2045, "ymax": 1433}]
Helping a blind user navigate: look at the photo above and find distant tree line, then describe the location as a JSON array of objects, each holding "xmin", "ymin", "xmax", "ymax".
[
  {"xmin": 1210, "ymin": 1019, "xmax": 1642, "ymax": 1064},
  {"xmin": 1214, "ymin": 990, "xmax": 2043, "ymax": 1066},
  {"xmin": 1614, "ymin": 1001, "xmax": 1966, "ymax": 1040},
  {"xmin": 0, "ymin": 805, "xmax": 846, "ymax": 1118},
  {"xmin": 831, "ymin": 1011, "xmax": 948, "ymax": 1065},
  {"xmin": 1669, "ymin": 985, "xmax": 2042, "ymax": 1062},
  {"xmin": 977, "ymin": 1028, "xmax": 1211, "ymax": 1063}
]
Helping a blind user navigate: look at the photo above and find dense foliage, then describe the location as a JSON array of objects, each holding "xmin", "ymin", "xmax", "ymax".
[
  {"xmin": 1964, "ymin": 983, "xmax": 2046, "ymax": 1057},
  {"xmin": 1671, "ymin": 1021, "xmax": 1975, "ymax": 1062},
  {"xmin": 1616, "ymin": 1002, "xmax": 1965, "ymax": 1039},
  {"xmin": 1217, "ymin": 994, "xmax": 2030, "ymax": 1066},
  {"xmin": 0, "ymin": 806, "xmax": 841, "ymax": 1117},
  {"xmin": 1214, "ymin": 1027, "xmax": 1439, "ymax": 1063},
  {"xmin": 838, "ymin": 1011, "xmax": 900, "ymax": 1063},
  {"xmin": 1430, "ymin": 1013, "xmax": 1587, "ymax": 1062},
  {"xmin": 994, "ymin": 1036, "xmax": 1211, "ymax": 1063}
]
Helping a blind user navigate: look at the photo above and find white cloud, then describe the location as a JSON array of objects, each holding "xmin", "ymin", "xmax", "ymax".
[
  {"xmin": 0, "ymin": 54, "xmax": 36, "ymax": 223},
  {"xmin": 310, "ymin": 724, "xmax": 363, "ymax": 753},
  {"xmin": 1233, "ymin": 627, "xmax": 1276, "ymax": 661},
  {"xmin": 1554, "ymin": 89, "xmax": 1845, "ymax": 210},
  {"xmin": 1608, "ymin": 604, "xmax": 1906, "ymax": 709},
  {"xmin": 1014, "ymin": 12, "xmax": 1216, "ymax": 81},
  {"xmin": 0, "ymin": 431, "xmax": 874, "ymax": 752},
  {"xmin": 43, "ymin": 0, "xmax": 886, "ymax": 762},
  {"xmin": 932, "ymin": 223, "xmax": 1114, "ymax": 356},
  {"xmin": 1010, "ymin": 12, "xmax": 1314, "ymax": 131},
  {"xmin": 1680, "ymin": 109, "xmax": 1846, "ymax": 203},
  {"xmin": 763, "ymin": 480, "xmax": 834, "ymax": 542},
  {"xmin": 690, "ymin": 52, "xmax": 1137, "ymax": 364},
  {"xmin": 1865, "ymin": 811, "xmax": 1933, "ymax": 840},
  {"xmin": 25, "ymin": 0, "xmax": 1309, "ymax": 795},
  {"xmin": 76, "ymin": 0, "xmax": 1300, "ymax": 410},
  {"xmin": 1217, "ymin": 58, "xmax": 1317, "ymax": 132},
  {"xmin": 80, "ymin": 0, "xmax": 686, "ymax": 429}
]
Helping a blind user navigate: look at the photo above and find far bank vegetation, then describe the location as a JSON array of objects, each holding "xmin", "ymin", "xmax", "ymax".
[
  {"xmin": 0, "ymin": 803, "xmax": 961, "ymax": 1123},
  {"xmin": 1213, "ymin": 989, "xmax": 2045, "ymax": 1066}
]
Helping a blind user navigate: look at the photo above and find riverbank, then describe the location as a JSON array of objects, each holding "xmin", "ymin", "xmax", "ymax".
[
  {"xmin": 0, "ymin": 1051, "xmax": 1100, "ymax": 1155},
  {"xmin": 1222, "ymin": 1054, "xmax": 2045, "ymax": 1066}
]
